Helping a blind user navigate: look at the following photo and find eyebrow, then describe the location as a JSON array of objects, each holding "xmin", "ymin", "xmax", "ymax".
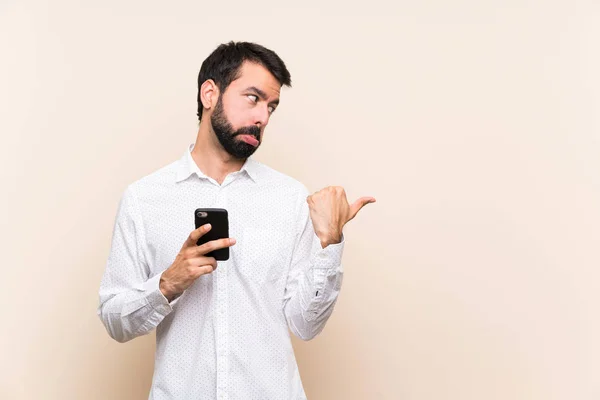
[{"xmin": 246, "ymin": 86, "xmax": 280, "ymax": 106}]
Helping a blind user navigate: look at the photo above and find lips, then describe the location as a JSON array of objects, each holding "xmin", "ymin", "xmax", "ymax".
[{"xmin": 239, "ymin": 134, "xmax": 259, "ymax": 147}]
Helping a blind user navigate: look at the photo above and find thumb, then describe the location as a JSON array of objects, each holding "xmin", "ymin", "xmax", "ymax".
[{"xmin": 348, "ymin": 196, "xmax": 376, "ymax": 221}]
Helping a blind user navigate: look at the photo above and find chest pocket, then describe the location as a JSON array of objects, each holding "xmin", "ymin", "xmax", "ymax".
[{"xmin": 237, "ymin": 227, "xmax": 287, "ymax": 285}]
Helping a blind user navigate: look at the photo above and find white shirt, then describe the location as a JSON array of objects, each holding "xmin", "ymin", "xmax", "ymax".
[{"xmin": 97, "ymin": 143, "xmax": 345, "ymax": 400}]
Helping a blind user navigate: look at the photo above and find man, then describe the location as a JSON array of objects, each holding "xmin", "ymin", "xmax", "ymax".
[{"xmin": 97, "ymin": 41, "xmax": 376, "ymax": 399}]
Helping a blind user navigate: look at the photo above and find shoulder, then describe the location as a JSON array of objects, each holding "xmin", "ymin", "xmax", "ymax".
[
  {"xmin": 252, "ymin": 159, "xmax": 310, "ymax": 197},
  {"xmin": 125, "ymin": 159, "xmax": 181, "ymax": 200}
]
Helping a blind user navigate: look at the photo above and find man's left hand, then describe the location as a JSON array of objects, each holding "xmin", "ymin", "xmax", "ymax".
[{"xmin": 307, "ymin": 186, "xmax": 376, "ymax": 248}]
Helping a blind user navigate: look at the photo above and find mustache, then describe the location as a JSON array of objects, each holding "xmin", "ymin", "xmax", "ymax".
[{"xmin": 235, "ymin": 125, "xmax": 261, "ymax": 140}]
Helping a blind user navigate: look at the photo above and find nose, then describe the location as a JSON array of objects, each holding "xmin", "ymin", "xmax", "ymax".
[{"xmin": 253, "ymin": 104, "xmax": 270, "ymax": 128}]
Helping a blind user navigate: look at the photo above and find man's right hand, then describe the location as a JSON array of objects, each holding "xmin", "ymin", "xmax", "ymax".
[{"xmin": 159, "ymin": 223, "xmax": 236, "ymax": 302}]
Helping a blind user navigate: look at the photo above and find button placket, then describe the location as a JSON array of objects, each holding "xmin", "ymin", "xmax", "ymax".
[{"xmin": 214, "ymin": 187, "xmax": 229, "ymax": 399}]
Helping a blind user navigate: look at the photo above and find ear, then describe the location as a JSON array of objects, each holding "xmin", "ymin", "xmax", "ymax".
[{"xmin": 199, "ymin": 79, "xmax": 220, "ymax": 112}]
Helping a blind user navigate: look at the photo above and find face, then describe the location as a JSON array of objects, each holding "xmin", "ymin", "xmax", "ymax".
[{"xmin": 210, "ymin": 62, "xmax": 281, "ymax": 159}]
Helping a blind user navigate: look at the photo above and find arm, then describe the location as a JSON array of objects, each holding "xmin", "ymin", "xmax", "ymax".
[
  {"xmin": 96, "ymin": 185, "xmax": 178, "ymax": 343},
  {"xmin": 283, "ymin": 186, "xmax": 346, "ymax": 341},
  {"xmin": 283, "ymin": 184, "xmax": 376, "ymax": 340}
]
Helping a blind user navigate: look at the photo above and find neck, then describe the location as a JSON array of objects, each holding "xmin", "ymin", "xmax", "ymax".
[{"xmin": 191, "ymin": 119, "xmax": 246, "ymax": 185}]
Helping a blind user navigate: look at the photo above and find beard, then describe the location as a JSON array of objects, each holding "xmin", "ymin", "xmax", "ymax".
[{"xmin": 211, "ymin": 97, "xmax": 261, "ymax": 159}]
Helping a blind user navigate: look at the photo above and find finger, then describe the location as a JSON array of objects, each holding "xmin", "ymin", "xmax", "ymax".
[
  {"xmin": 182, "ymin": 224, "xmax": 212, "ymax": 249},
  {"xmin": 191, "ymin": 256, "xmax": 217, "ymax": 269},
  {"xmin": 192, "ymin": 264, "xmax": 217, "ymax": 278},
  {"xmin": 348, "ymin": 196, "xmax": 377, "ymax": 221},
  {"xmin": 196, "ymin": 237, "xmax": 236, "ymax": 256}
]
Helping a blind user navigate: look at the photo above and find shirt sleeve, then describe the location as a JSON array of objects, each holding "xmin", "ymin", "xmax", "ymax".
[
  {"xmin": 97, "ymin": 185, "xmax": 181, "ymax": 343},
  {"xmin": 282, "ymin": 185, "xmax": 345, "ymax": 341}
]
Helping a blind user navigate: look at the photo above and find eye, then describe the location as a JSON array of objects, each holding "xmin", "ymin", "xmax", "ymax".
[
  {"xmin": 247, "ymin": 94, "xmax": 258, "ymax": 103},
  {"xmin": 268, "ymin": 105, "xmax": 276, "ymax": 114}
]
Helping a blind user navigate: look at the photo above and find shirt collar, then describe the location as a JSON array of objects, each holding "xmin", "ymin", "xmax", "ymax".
[{"xmin": 175, "ymin": 143, "xmax": 260, "ymax": 184}]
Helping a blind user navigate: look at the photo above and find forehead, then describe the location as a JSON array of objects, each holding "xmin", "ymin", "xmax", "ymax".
[{"xmin": 227, "ymin": 61, "xmax": 281, "ymax": 98}]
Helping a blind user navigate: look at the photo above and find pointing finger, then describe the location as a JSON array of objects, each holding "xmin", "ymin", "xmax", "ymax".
[{"xmin": 348, "ymin": 196, "xmax": 376, "ymax": 221}]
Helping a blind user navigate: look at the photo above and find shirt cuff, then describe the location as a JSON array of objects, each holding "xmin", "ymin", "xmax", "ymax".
[
  {"xmin": 310, "ymin": 232, "xmax": 345, "ymax": 270},
  {"xmin": 142, "ymin": 273, "xmax": 182, "ymax": 313}
]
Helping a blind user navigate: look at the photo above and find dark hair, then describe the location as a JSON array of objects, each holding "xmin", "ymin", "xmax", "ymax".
[{"xmin": 197, "ymin": 41, "xmax": 292, "ymax": 121}]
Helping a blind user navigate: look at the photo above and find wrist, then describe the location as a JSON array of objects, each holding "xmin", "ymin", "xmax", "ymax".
[
  {"xmin": 317, "ymin": 231, "xmax": 342, "ymax": 248},
  {"xmin": 159, "ymin": 274, "xmax": 177, "ymax": 302}
]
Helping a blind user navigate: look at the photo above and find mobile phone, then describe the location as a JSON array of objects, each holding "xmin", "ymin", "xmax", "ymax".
[{"xmin": 194, "ymin": 208, "xmax": 229, "ymax": 261}]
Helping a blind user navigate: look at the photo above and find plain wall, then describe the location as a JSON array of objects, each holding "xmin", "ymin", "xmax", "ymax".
[{"xmin": 1, "ymin": 1, "xmax": 599, "ymax": 399}]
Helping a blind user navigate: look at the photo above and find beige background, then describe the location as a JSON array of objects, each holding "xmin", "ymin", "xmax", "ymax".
[{"xmin": 1, "ymin": 1, "xmax": 599, "ymax": 399}]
